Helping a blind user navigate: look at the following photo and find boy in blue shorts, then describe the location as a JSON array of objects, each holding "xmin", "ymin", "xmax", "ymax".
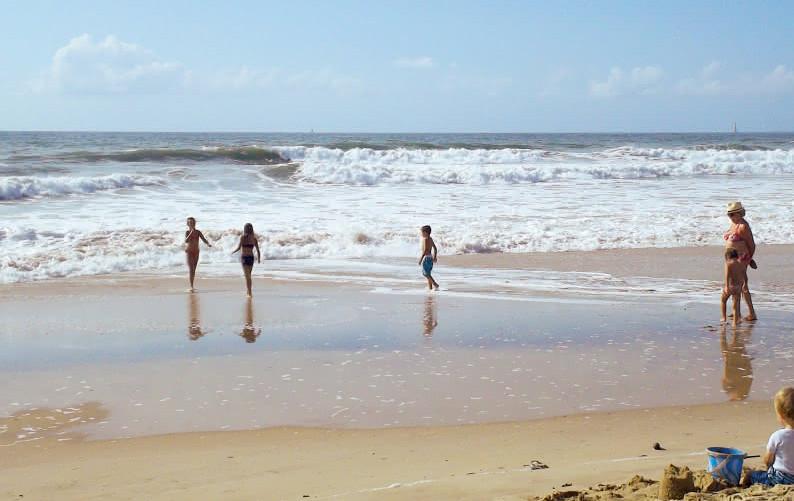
[{"xmin": 419, "ymin": 225, "xmax": 439, "ymax": 290}]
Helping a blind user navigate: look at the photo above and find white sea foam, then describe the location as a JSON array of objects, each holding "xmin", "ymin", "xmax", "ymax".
[
  {"xmin": 0, "ymin": 174, "xmax": 164, "ymax": 201},
  {"xmin": 268, "ymin": 146, "xmax": 794, "ymax": 185},
  {"xmin": 3, "ymin": 133, "xmax": 794, "ymax": 287}
]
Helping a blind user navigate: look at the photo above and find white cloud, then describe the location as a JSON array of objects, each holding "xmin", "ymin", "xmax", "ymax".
[
  {"xmin": 674, "ymin": 62, "xmax": 794, "ymax": 96},
  {"xmin": 31, "ymin": 34, "xmax": 188, "ymax": 94},
  {"xmin": 208, "ymin": 67, "xmax": 361, "ymax": 92},
  {"xmin": 675, "ymin": 61, "xmax": 724, "ymax": 96},
  {"xmin": 32, "ymin": 35, "xmax": 363, "ymax": 95},
  {"xmin": 210, "ymin": 67, "xmax": 278, "ymax": 90},
  {"xmin": 760, "ymin": 65, "xmax": 794, "ymax": 94},
  {"xmin": 393, "ymin": 57, "xmax": 436, "ymax": 69},
  {"xmin": 590, "ymin": 65, "xmax": 663, "ymax": 98}
]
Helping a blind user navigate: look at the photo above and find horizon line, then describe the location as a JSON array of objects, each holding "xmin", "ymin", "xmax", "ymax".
[{"xmin": 2, "ymin": 129, "xmax": 791, "ymax": 135}]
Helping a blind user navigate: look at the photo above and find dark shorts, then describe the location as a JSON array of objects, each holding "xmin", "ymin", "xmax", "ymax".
[{"xmin": 241, "ymin": 255, "xmax": 255, "ymax": 266}]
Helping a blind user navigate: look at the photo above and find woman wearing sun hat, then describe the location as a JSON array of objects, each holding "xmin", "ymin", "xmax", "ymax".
[{"xmin": 723, "ymin": 201, "xmax": 757, "ymax": 321}]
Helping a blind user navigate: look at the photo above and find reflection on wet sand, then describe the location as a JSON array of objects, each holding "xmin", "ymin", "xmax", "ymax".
[
  {"xmin": 0, "ymin": 402, "xmax": 108, "ymax": 448},
  {"xmin": 423, "ymin": 295, "xmax": 438, "ymax": 337},
  {"xmin": 240, "ymin": 298, "xmax": 261, "ymax": 343},
  {"xmin": 720, "ymin": 323, "xmax": 754, "ymax": 401},
  {"xmin": 188, "ymin": 294, "xmax": 204, "ymax": 340}
]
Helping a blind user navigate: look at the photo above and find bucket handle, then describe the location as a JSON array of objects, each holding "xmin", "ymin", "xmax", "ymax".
[{"xmin": 711, "ymin": 456, "xmax": 732, "ymax": 475}]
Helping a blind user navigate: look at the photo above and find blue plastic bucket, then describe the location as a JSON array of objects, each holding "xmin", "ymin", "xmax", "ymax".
[{"xmin": 706, "ymin": 447, "xmax": 746, "ymax": 485}]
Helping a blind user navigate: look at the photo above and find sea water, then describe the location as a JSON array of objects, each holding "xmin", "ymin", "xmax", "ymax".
[{"xmin": 2, "ymin": 131, "xmax": 793, "ymax": 292}]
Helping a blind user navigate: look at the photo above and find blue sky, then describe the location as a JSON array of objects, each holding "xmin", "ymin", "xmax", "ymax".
[{"xmin": 1, "ymin": 1, "xmax": 793, "ymax": 132}]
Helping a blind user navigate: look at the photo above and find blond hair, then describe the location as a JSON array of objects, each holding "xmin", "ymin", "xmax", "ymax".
[{"xmin": 774, "ymin": 387, "xmax": 794, "ymax": 425}]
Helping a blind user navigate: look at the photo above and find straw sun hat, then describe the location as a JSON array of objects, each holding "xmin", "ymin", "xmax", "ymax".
[{"xmin": 726, "ymin": 201, "xmax": 745, "ymax": 215}]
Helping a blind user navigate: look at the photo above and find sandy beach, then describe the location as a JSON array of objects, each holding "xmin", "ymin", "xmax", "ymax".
[
  {"xmin": 1, "ymin": 245, "xmax": 793, "ymax": 500},
  {"xmin": 0, "ymin": 400, "xmax": 785, "ymax": 500}
]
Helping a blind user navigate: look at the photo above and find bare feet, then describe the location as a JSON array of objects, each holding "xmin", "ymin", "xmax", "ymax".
[
  {"xmin": 720, "ymin": 316, "xmax": 727, "ymax": 323},
  {"xmin": 744, "ymin": 315, "xmax": 757, "ymax": 321},
  {"xmin": 433, "ymin": 285, "xmax": 439, "ymax": 291}
]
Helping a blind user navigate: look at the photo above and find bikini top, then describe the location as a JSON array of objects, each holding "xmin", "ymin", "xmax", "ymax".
[
  {"xmin": 242, "ymin": 243, "xmax": 255, "ymax": 248},
  {"xmin": 186, "ymin": 231, "xmax": 200, "ymax": 241},
  {"xmin": 723, "ymin": 224, "xmax": 745, "ymax": 242}
]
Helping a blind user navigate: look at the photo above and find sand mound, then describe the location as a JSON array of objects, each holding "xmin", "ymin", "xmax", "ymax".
[
  {"xmin": 536, "ymin": 475, "xmax": 659, "ymax": 500},
  {"xmin": 658, "ymin": 464, "xmax": 695, "ymax": 499},
  {"xmin": 530, "ymin": 465, "xmax": 794, "ymax": 500}
]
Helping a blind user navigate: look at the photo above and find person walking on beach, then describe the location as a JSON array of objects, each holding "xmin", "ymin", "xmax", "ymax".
[
  {"xmin": 721, "ymin": 249, "xmax": 745, "ymax": 326},
  {"xmin": 185, "ymin": 216, "xmax": 212, "ymax": 292},
  {"xmin": 231, "ymin": 223, "xmax": 260, "ymax": 297},
  {"xmin": 723, "ymin": 202, "xmax": 757, "ymax": 320},
  {"xmin": 419, "ymin": 225, "xmax": 439, "ymax": 290}
]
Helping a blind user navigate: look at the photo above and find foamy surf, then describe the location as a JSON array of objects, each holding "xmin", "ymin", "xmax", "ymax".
[
  {"xmin": 2, "ymin": 131, "xmax": 794, "ymax": 290},
  {"xmin": 0, "ymin": 174, "xmax": 165, "ymax": 201}
]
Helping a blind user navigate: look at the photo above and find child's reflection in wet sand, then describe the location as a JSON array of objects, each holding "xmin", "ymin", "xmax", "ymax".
[
  {"xmin": 240, "ymin": 298, "xmax": 261, "ymax": 343},
  {"xmin": 720, "ymin": 323, "xmax": 754, "ymax": 401},
  {"xmin": 423, "ymin": 295, "xmax": 438, "ymax": 337},
  {"xmin": 188, "ymin": 293, "xmax": 204, "ymax": 341}
]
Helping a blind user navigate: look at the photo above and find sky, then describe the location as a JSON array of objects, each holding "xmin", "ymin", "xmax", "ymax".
[{"xmin": 1, "ymin": 1, "xmax": 793, "ymax": 132}]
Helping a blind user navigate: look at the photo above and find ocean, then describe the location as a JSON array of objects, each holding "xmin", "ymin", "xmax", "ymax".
[{"xmin": 2, "ymin": 131, "xmax": 793, "ymax": 293}]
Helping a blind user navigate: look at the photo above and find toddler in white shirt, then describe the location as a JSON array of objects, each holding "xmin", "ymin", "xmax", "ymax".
[{"xmin": 742, "ymin": 387, "xmax": 794, "ymax": 486}]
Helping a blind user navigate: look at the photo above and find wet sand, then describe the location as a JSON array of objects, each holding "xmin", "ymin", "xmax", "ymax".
[
  {"xmin": 445, "ymin": 244, "xmax": 794, "ymax": 285},
  {"xmin": 1, "ymin": 245, "xmax": 793, "ymax": 499},
  {"xmin": 2, "ymin": 275, "xmax": 792, "ymax": 439}
]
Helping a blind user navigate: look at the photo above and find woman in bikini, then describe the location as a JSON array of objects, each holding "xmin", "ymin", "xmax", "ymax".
[
  {"xmin": 185, "ymin": 217, "xmax": 212, "ymax": 292},
  {"xmin": 723, "ymin": 201, "xmax": 757, "ymax": 321},
  {"xmin": 231, "ymin": 223, "xmax": 261, "ymax": 297}
]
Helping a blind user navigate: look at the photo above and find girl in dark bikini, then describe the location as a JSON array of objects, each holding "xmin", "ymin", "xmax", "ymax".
[
  {"xmin": 232, "ymin": 223, "xmax": 261, "ymax": 297},
  {"xmin": 185, "ymin": 217, "xmax": 212, "ymax": 292},
  {"xmin": 723, "ymin": 202, "xmax": 757, "ymax": 321}
]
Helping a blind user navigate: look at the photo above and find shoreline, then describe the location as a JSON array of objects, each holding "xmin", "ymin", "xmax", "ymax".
[{"xmin": 444, "ymin": 244, "xmax": 794, "ymax": 283}]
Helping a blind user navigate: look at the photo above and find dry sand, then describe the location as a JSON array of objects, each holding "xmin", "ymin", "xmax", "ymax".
[{"xmin": 0, "ymin": 400, "xmax": 787, "ymax": 500}]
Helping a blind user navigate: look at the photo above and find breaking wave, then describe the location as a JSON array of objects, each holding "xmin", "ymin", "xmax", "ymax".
[
  {"xmin": 0, "ymin": 174, "xmax": 165, "ymax": 201},
  {"xmin": 270, "ymin": 146, "xmax": 794, "ymax": 185},
  {"xmin": 8, "ymin": 147, "xmax": 289, "ymax": 165}
]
